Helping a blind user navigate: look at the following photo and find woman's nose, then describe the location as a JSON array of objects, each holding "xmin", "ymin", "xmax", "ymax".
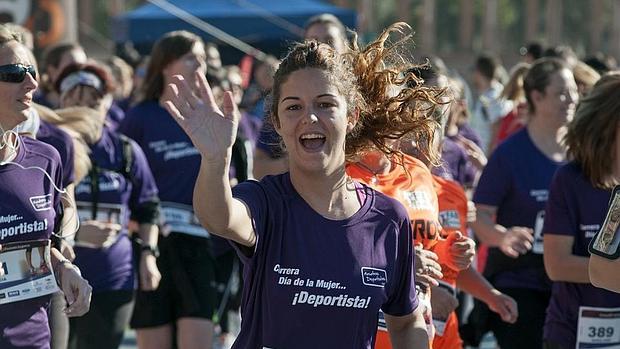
[
  {"xmin": 23, "ymin": 72, "xmax": 38, "ymax": 90},
  {"xmin": 308, "ymin": 113, "xmax": 318, "ymax": 123}
]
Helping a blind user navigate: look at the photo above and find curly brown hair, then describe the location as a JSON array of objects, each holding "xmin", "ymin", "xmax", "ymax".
[{"xmin": 267, "ymin": 22, "xmax": 444, "ymax": 163}]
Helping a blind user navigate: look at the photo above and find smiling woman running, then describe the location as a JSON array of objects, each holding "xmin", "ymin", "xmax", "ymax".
[{"xmin": 164, "ymin": 24, "xmax": 436, "ymax": 349}]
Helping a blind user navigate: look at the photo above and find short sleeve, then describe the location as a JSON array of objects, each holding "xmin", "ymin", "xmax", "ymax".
[
  {"xmin": 543, "ymin": 168, "xmax": 576, "ymax": 237},
  {"xmin": 128, "ymin": 140, "xmax": 159, "ymax": 213},
  {"xmin": 473, "ymin": 147, "xmax": 511, "ymax": 207},
  {"xmin": 231, "ymin": 180, "xmax": 269, "ymax": 261},
  {"xmin": 382, "ymin": 214, "xmax": 418, "ymax": 317},
  {"xmin": 61, "ymin": 133, "xmax": 75, "ymax": 187},
  {"xmin": 52, "ymin": 151, "xmax": 64, "ymax": 233}
]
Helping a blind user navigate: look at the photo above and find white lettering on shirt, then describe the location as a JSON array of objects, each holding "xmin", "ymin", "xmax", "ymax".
[
  {"xmin": 0, "ymin": 214, "xmax": 22, "ymax": 224},
  {"xmin": 291, "ymin": 290, "xmax": 371, "ymax": 309},
  {"xmin": 273, "ymin": 264, "xmax": 300, "ymax": 275},
  {"xmin": 0, "ymin": 219, "xmax": 48, "ymax": 240},
  {"xmin": 29, "ymin": 194, "xmax": 53, "ymax": 211},
  {"xmin": 148, "ymin": 140, "xmax": 199, "ymax": 161},
  {"xmin": 530, "ymin": 189, "xmax": 549, "ymax": 202},
  {"xmin": 580, "ymin": 224, "xmax": 601, "ymax": 239}
]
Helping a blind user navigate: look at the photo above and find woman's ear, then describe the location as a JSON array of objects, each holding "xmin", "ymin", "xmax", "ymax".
[
  {"xmin": 347, "ymin": 109, "xmax": 360, "ymax": 133},
  {"xmin": 531, "ymin": 90, "xmax": 543, "ymax": 105}
]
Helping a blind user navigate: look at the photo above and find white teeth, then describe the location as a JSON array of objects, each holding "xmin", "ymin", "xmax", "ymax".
[{"xmin": 300, "ymin": 133, "xmax": 325, "ymax": 140}]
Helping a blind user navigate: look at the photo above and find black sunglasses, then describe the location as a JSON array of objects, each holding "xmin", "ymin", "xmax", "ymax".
[{"xmin": 0, "ymin": 63, "xmax": 36, "ymax": 83}]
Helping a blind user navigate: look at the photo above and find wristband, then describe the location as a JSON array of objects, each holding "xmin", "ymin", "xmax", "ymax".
[{"xmin": 140, "ymin": 244, "xmax": 160, "ymax": 258}]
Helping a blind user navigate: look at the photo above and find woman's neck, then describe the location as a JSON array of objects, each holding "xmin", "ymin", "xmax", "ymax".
[
  {"xmin": 289, "ymin": 165, "xmax": 361, "ymax": 220},
  {"xmin": 527, "ymin": 116, "xmax": 567, "ymax": 162}
]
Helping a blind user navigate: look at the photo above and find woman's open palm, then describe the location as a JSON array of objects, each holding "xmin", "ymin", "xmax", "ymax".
[{"xmin": 163, "ymin": 72, "xmax": 239, "ymax": 162}]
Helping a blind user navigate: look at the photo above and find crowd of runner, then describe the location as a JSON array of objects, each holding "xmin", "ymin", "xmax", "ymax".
[{"xmin": 1, "ymin": 12, "xmax": 620, "ymax": 349}]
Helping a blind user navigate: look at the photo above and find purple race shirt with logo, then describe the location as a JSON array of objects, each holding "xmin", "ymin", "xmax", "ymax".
[
  {"xmin": 37, "ymin": 120, "xmax": 75, "ymax": 188},
  {"xmin": 73, "ymin": 127, "xmax": 158, "ymax": 291},
  {"xmin": 0, "ymin": 136, "xmax": 63, "ymax": 349},
  {"xmin": 230, "ymin": 173, "xmax": 418, "ymax": 349},
  {"xmin": 120, "ymin": 100, "xmax": 201, "ymax": 206},
  {"xmin": 543, "ymin": 162, "xmax": 620, "ymax": 348},
  {"xmin": 474, "ymin": 129, "xmax": 562, "ymax": 290}
]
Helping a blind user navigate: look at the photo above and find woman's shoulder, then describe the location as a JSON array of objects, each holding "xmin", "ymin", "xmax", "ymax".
[
  {"xmin": 125, "ymin": 100, "xmax": 164, "ymax": 119},
  {"xmin": 366, "ymin": 185, "xmax": 411, "ymax": 225},
  {"xmin": 234, "ymin": 173, "xmax": 291, "ymax": 200},
  {"xmin": 21, "ymin": 136, "xmax": 62, "ymax": 166},
  {"xmin": 493, "ymin": 128, "xmax": 529, "ymax": 154},
  {"xmin": 554, "ymin": 161, "xmax": 584, "ymax": 183}
]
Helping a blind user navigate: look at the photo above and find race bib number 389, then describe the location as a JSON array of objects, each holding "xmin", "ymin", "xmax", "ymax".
[
  {"xmin": 577, "ymin": 306, "xmax": 620, "ymax": 349},
  {"xmin": 0, "ymin": 239, "xmax": 58, "ymax": 305}
]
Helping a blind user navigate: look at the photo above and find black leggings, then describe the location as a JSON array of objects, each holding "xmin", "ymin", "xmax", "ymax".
[{"xmin": 68, "ymin": 290, "xmax": 134, "ymax": 349}]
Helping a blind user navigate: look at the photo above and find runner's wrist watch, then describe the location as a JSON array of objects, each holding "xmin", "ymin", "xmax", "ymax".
[{"xmin": 140, "ymin": 244, "xmax": 160, "ymax": 258}]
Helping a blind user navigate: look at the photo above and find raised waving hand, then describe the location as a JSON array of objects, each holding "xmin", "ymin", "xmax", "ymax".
[{"xmin": 163, "ymin": 72, "xmax": 240, "ymax": 161}]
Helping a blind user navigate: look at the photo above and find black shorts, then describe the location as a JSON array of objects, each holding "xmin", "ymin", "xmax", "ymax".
[{"xmin": 131, "ymin": 233, "xmax": 218, "ymax": 328}]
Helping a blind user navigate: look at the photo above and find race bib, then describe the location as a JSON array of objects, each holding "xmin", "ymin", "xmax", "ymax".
[
  {"xmin": 577, "ymin": 306, "xmax": 620, "ymax": 348},
  {"xmin": 532, "ymin": 210, "xmax": 545, "ymax": 254},
  {"xmin": 0, "ymin": 239, "xmax": 58, "ymax": 304},
  {"xmin": 160, "ymin": 202, "xmax": 210, "ymax": 238}
]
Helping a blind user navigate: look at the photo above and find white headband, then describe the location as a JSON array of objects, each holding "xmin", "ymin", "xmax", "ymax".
[{"xmin": 59, "ymin": 71, "xmax": 103, "ymax": 94}]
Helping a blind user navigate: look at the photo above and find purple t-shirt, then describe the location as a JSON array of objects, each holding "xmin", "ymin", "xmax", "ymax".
[
  {"xmin": 433, "ymin": 137, "xmax": 476, "ymax": 187},
  {"xmin": 457, "ymin": 123, "xmax": 482, "ymax": 148},
  {"xmin": 230, "ymin": 173, "xmax": 418, "ymax": 349},
  {"xmin": 542, "ymin": 162, "xmax": 620, "ymax": 347},
  {"xmin": 120, "ymin": 100, "xmax": 200, "ymax": 207},
  {"xmin": 0, "ymin": 136, "xmax": 63, "ymax": 349},
  {"xmin": 105, "ymin": 102, "xmax": 126, "ymax": 133},
  {"xmin": 474, "ymin": 129, "xmax": 562, "ymax": 290},
  {"xmin": 37, "ymin": 120, "xmax": 75, "ymax": 188},
  {"xmin": 74, "ymin": 127, "xmax": 158, "ymax": 291},
  {"xmin": 121, "ymin": 100, "xmax": 241, "ymax": 243}
]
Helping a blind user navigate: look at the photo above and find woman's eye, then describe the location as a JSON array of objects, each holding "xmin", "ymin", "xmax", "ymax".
[
  {"xmin": 285, "ymin": 104, "xmax": 301, "ymax": 111},
  {"xmin": 319, "ymin": 102, "xmax": 335, "ymax": 108}
]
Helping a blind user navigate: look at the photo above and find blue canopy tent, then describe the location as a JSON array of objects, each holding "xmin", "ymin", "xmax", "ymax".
[{"xmin": 113, "ymin": 0, "xmax": 356, "ymax": 61}]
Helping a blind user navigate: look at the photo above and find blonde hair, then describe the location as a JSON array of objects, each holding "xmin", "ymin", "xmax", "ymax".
[{"xmin": 573, "ymin": 60, "xmax": 601, "ymax": 96}]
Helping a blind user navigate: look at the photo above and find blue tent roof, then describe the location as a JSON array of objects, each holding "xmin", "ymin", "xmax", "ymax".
[{"xmin": 113, "ymin": 0, "xmax": 356, "ymax": 46}]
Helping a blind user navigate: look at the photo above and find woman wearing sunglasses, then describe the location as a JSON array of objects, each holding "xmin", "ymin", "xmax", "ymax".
[
  {"xmin": 54, "ymin": 62, "xmax": 161, "ymax": 349},
  {"xmin": 0, "ymin": 24, "xmax": 92, "ymax": 348}
]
